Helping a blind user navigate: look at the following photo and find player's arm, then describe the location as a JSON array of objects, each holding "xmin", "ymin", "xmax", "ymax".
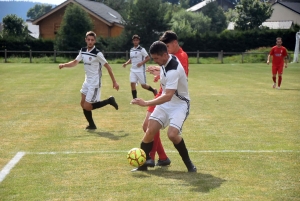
[
  {"xmin": 122, "ymin": 59, "xmax": 131, "ymax": 68},
  {"xmin": 59, "ymin": 59, "xmax": 79, "ymax": 69},
  {"xmin": 103, "ymin": 63, "xmax": 119, "ymax": 91},
  {"xmin": 284, "ymin": 48, "xmax": 288, "ymax": 68},
  {"xmin": 267, "ymin": 54, "xmax": 271, "ymax": 65},
  {"xmin": 137, "ymin": 56, "xmax": 150, "ymax": 67},
  {"xmin": 131, "ymin": 89, "xmax": 175, "ymax": 107}
]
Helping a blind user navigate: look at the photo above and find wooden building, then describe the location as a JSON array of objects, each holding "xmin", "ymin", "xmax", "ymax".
[{"xmin": 32, "ymin": 0, "xmax": 124, "ymax": 40}]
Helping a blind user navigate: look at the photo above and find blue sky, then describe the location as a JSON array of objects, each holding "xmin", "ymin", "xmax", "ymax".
[{"xmin": 29, "ymin": 0, "xmax": 66, "ymax": 5}]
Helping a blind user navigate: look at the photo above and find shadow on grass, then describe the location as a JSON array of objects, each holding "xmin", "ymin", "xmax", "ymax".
[
  {"xmin": 280, "ymin": 88, "xmax": 300, "ymax": 91},
  {"xmin": 132, "ymin": 168, "xmax": 226, "ymax": 193},
  {"xmin": 87, "ymin": 130, "xmax": 129, "ymax": 141}
]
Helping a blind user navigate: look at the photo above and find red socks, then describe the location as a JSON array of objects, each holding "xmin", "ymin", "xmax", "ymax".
[
  {"xmin": 272, "ymin": 76, "xmax": 276, "ymax": 83},
  {"xmin": 149, "ymin": 131, "xmax": 168, "ymax": 161},
  {"xmin": 278, "ymin": 76, "xmax": 282, "ymax": 87}
]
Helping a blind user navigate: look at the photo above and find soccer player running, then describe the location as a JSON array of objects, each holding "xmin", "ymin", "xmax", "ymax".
[
  {"xmin": 140, "ymin": 31, "xmax": 189, "ymax": 169},
  {"xmin": 59, "ymin": 31, "xmax": 119, "ymax": 130},
  {"xmin": 267, "ymin": 37, "xmax": 288, "ymax": 89},
  {"xmin": 131, "ymin": 41, "xmax": 197, "ymax": 173},
  {"xmin": 122, "ymin": 35, "xmax": 157, "ymax": 99}
]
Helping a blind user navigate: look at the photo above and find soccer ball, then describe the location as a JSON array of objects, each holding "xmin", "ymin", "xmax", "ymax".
[{"xmin": 127, "ymin": 148, "xmax": 146, "ymax": 167}]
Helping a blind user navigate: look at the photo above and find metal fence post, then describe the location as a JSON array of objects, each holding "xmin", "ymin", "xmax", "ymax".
[
  {"xmin": 54, "ymin": 50, "xmax": 56, "ymax": 63},
  {"xmin": 30, "ymin": 49, "xmax": 32, "ymax": 63},
  {"xmin": 242, "ymin": 53, "xmax": 244, "ymax": 63},
  {"xmin": 197, "ymin": 50, "xmax": 199, "ymax": 64},
  {"xmin": 126, "ymin": 50, "xmax": 128, "ymax": 61},
  {"xmin": 220, "ymin": 50, "xmax": 223, "ymax": 64},
  {"xmin": 4, "ymin": 49, "xmax": 7, "ymax": 63}
]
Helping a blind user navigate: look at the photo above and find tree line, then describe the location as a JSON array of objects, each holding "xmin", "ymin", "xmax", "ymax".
[{"xmin": 0, "ymin": 0, "xmax": 298, "ymax": 52}]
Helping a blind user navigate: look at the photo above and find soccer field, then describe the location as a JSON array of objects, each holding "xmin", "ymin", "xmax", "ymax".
[{"xmin": 0, "ymin": 63, "xmax": 299, "ymax": 200}]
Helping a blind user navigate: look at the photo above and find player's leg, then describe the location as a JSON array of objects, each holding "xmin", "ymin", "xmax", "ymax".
[
  {"xmin": 168, "ymin": 127, "xmax": 196, "ymax": 172},
  {"xmin": 168, "ymin": 104, "xmax": 196, "ymax": 172},
  {"xmin": 155, "ymin": 136, "xmax": 171, "ymax": 166},
  {"xmin": 92, "ymin": 97, "xmax": 118, "ymax": 110},
  {"xmin": 80, "ymin": 83, "xmax": 96, "ymax": 129},
  {"xmin": 277, "ymin": 66, "xmax": 284, "ymax": 89},
  {"xmin": 130, "ymin": 72, "xmax": 137, "ymax": 99},
  {"xmin": 137, "ymin": 72, "xmax": 157, "ymax": 96},
  {"xmin": 81, "ymin": 94, "xmax": 96, "ymax": 130},
  {"xmin": 272, "ymin": 66, "xmax": 277, "ymax": 88},
  {"xmin": 131, "ymin": 119, "xmax": 162, "ymax": 172}
]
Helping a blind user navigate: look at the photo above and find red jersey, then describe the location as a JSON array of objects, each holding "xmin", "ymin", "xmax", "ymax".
[
  {"xmin": 269, "ymin": 46, "xmax": 287, "ymax": 67},
  {"xmin": 174, "ymin": 47, "xmax": 189, "ymax": 76}
]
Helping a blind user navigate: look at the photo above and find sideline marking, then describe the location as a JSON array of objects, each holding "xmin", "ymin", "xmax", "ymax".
[
  {"xmin": 0, "ymin": 152, "xmax": 26, "ymax": 183},
  {"xmin": 24, "ymin": 150, "xmax": 300, "ymax": 155}
]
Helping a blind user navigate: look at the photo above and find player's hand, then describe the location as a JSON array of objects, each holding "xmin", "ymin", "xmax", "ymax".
[
  {"xmin": 153, "ymin": 75, "xmax": 160, "ymax": 82},
  {"xmin": 59, "ymin": 64, "xmax": 64, "ymax": 69},
  {"xmin": 137, "ymin": 63, "xmax": 142, "ymax": 68},
  {"xmin": 130, "ymin": 98, "xmax": 147, "ymax": 106},
  {"xmin": 147, "ymin": 66, "xmax": 160, "ymax": 76},
  {"xmin": 285, "ymin": 64, "xmax": 288, "ymax": 68},
  {"xmin": 122, "ymin": 63, "xmax": 127, "ymax": 68},
  {"xmin": 113, "ymin": 82, "xmax": 119, "ymax": 91}
]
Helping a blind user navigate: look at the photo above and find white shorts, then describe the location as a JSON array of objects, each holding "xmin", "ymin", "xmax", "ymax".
[
  {"xmin": 130, "ymin": 71, "xmax": 147, "ymax": 85},
  {"xmin": 80, "ymin": 82, "xmax": 101, "ymax": 103},
  {"xmin": 149, "ymin": 102, "xmax": 190, "ymax": 133}
]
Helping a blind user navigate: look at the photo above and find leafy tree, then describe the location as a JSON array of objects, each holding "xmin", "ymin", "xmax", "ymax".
[
  {"xmin": 2, "ymin": 14, "xmax": 26, "ymax": 37},
  {"xmin": 55, "ymin": 4, "xmax": 93, "ymax": 51},
  {"xmin": 201, "ymin": 1, "xmax": 227, "ymax": 33},
  {"xmin": 27, "ymin": 4, "xmax": 53, "ymax": 20},
  {"xmin": 235, "ymin": 0, "xmax": 273, "ymax": 30},
  {"xmin": 125, "ymin": 0, "xmax": 169, "ymax": 48},
  {"xmin": 224, "ymin": 8, "xmax": 238, "ymax": 23},
  {"xmin": 171, "ymin": 9, "xmax": 211, "ymax": 39}
]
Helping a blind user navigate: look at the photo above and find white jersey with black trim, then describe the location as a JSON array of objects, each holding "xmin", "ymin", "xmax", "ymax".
[
  {"xmin": 130, "ymin": 45, "xmax": 148, "ymax": 72},
  {"xmin": 76, "ymin": 46, "xmax": 108, "ymax": 86},
  {"xmin": 160, "ymin": 54, "xmax": 190, "ymax": 106}
]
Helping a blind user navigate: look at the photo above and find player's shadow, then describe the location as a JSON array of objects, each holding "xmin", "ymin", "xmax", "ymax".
[
  {"xmin": 87, "ymin": 130, "xmax": 129, "ymax": 141},
  {"xmin": 132, "ymin": 168, "xmax": 226, "ymax": 193},
  {"xmin": 280, "ymin": 88, "xmax": 300, "ymax": 91}
]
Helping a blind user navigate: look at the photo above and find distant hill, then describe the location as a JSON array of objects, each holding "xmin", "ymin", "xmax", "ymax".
[{"xmin": 0, "ymin": 1, "xmax": 55, "ymax": 22}]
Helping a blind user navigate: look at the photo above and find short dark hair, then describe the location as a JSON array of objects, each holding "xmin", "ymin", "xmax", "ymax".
[
  {"xmin": 132, "ymin": 34, "xmax": 140, "ymax": 40},
  {"xmin": 149, "ymin": 41, "xmax": 168, "ymax": 56},
  {"xmin": 159, "ymin": 30, "xmax": 178, "ymax": 44},
  {"xmin": 86, "ymin": 31, "xmax": 96, "ymax": 38},
  {"xmin": 276, "ymin": 37, "xmax": 282, "ymax": 41}
]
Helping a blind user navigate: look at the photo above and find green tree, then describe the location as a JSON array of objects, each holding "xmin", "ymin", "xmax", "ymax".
[
  {"xmin": 225, "ymin": 8, "xmax": 238, "ymax": 23},
  {"xmin": 171, "ymin": 9, "xmax": 211, "ymax": 39},
  {"xmin": 125, "ymin": 0, "xmax": 169, "ymax": 48},
  {"xmin": 2, "ymin": 14, "xmax": 26, "ymax": 37},
  {"xmin": 27, "ymin": 4, "xmax": 53, "ymax": 20},
  {"xmin": 201, "ymin": 1, "xmax": 227, "ymax": 33},
  {"xmin": 235, "ymin": 0, "xmax": 273, "ymax": 30},
  {"xmin": 55, "ymin": 4, "xmax": 93, "ymax": 51}
]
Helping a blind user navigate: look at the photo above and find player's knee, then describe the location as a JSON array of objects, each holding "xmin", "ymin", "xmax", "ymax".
[{"xmin": 141, "ymin": 84, "xmax": 147, "ymax": 89}]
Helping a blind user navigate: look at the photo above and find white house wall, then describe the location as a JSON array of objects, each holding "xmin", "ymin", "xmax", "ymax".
[{"xmin": 267, "ymin": 4, "xmax": 300, "ymax": 25}]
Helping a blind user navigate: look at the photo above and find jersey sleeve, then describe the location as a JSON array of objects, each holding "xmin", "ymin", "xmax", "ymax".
[
  {"xmin": 97, "ymin": 52, "xmax": 108, "ymax": 66},
  {"xmin": 141, "ymin": 48, "xmax": 149, "ymax": 57},
  {"xmin": 269, "ymin": 47, "xmax": 274, "ymax": 56},
  {"xmin": 75, "ymin": 50, "xmax": 82, "ymax": 61},
  {"xmin": 165, "ymin": 70, "xmax": 179, "ymax": 90},
  {"xmin": 283, "ymin": 47, "xmax": 288, "ymax": 57}
]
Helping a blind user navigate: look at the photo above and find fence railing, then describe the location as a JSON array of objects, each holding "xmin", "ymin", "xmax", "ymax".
[{"xmin": 0, "ymin": 49, "xmax": 295, "ymax": 64}]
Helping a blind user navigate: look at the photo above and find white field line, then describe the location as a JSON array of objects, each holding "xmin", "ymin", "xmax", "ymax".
[
  {"xmin": 0, "ymin": 152, "xmax": 26, "ymax": 183},
  {"xmin": 23, "ymin": 150, "xmax": 300, "ymax": 155}
]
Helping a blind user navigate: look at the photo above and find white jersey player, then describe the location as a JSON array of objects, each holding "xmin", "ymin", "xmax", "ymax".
[
  {"xmin": 131, "ymin": 41, "xmax": 196, "ymax": 172},
  {"xmin": 59, "ymin": 31, "xmax": 119, "ymax": 130},
  {"xmin": 122, "ymin": 35, "xmax": 157, "ymax": 99}
]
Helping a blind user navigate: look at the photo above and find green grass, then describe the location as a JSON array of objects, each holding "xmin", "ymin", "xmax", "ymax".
[{"xmin": 0, "ymin": 63, "xmax": 299, "ymax": 200}]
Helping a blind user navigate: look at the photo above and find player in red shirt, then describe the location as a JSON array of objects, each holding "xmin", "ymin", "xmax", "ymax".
[
  {"xmin": 267, "ymin": 37, "xmax": 288, "ymax": 89},
  {"xmin": 133, "ymin": 31, "xmax": 189, "ymax": 171}
]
